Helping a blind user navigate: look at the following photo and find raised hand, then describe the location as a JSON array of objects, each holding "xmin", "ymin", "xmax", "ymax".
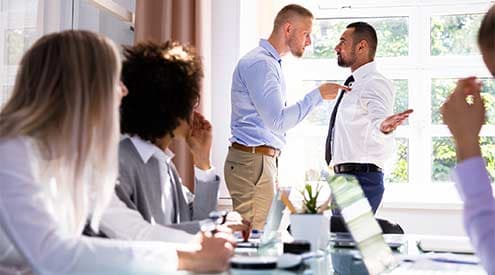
[
  {"xmin": 319, "ymin": 82, "xmax": 351, "ymax": 100},
  {"xmin": 380, "ymin": 109, "xmax": 413, "ymax": 134},
  {"xmin": 186, "ymin": 111, "xmax": 212, "ymax": 170},
  {"xmin": 440, "ymin": 77, "xmax": 484, "ymax": 161}
]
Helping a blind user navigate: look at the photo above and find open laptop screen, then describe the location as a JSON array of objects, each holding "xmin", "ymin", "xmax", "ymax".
[
  {"xmin": 236, "ymin": 188, "xmax": 286, "ymax": 248},
  {"xmin": 328, "ymin": 175, "xmax": 397, "ymax": 275}
]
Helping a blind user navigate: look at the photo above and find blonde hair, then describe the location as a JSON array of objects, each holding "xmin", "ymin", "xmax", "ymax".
[
  {"xmin": 273, "ymin": 4, "xmax": 313, "ymax": 31},
  {"xmin": 0, "ymin": 30, "xmax": 121, "ymax": 233}
]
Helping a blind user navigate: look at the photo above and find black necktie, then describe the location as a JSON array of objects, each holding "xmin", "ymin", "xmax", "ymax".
[{"xmin": 325, "ymin": 75, "xmax": 354, "ymax": 165}]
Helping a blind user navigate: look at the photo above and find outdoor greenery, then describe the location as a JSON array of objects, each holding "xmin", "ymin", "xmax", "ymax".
[
  {"xmin": 431, "ymin": 14, "xmax": 483, "ymax": 56},
  {"xmin": 432, "ymin": 78, "xmax": 495, "ymax": 125},
  {"xmin": 304, "ymin": 13, "xmax": 495, "ymax": 184},
  {"xmin": 6, "ymin": 28, "xmax": 36, "ymax": 65},
  {"xmin": 385, "ymin": 138, "xmax": 409, "ymax": 184},
  {"xmin": 431, "ymin": 78, "xmax": 495, "ymax": 182},
  {"xmin": 433, "ymin": 137, "xmax": 495, "ymax": 182}
]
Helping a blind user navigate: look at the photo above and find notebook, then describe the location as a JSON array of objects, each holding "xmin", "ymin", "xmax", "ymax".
[{"xmin": 417, "ymin": 236, "xmax": 475, "ymax": 254}]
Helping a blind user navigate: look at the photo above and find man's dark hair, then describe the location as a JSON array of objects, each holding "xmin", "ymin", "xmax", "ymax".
[
  {"xmin": 478, "ymin": 4, "xmax": 495, "ymax": 53},
  {"xmin": 120, "ymin": 41, "xmax": 203, "ymax": 143},
  {"xmin": 273, "ymin": 4, "xmax": 313, "ymax": 31},
  {"xmin": 346, "ymin": 22, "xmax": 378, "ymax": 59}
]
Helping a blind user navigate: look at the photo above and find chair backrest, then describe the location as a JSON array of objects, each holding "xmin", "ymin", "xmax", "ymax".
[
  {"xmin": 377, "ymin": 218, "xmax": 404, "ymax": 234},
  {"xmin": 330, "ymin": 216, "xmax": 404, "ymax": 234}
]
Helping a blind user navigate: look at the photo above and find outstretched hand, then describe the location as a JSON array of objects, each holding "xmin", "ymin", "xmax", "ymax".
[{"xmin": 380, "ymin": 109, "xmax": 413, "ymax": 134}]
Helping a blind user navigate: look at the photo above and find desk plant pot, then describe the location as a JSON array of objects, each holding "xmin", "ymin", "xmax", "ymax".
[{"xmin": 290, "ymin": 213, "xmax": 330, "ymax": 251}]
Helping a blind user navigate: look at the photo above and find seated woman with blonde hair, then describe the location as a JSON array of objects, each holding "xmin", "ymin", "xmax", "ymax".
[{"xmin": 0, "ymin": 30, "xmax": 234, "ymax": 274}]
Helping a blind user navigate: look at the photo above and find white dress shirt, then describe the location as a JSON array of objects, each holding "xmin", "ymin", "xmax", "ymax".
[
  {"xmin": 99, "ymin": 136, "xmax": 215, "ymax": 243},
  {"xmin": 330, "ymin": 61, "xmax": 395, "ymax": 169},
  {"xmin": 0, "ymin": 137, "xmax": 180, "ymax": 274}
]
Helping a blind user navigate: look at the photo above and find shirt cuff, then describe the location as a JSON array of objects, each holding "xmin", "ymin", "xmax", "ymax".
[
  {"xmin": 453, "ymin": 156, "xmax": 492, "ymax": 201},
  {"xmin": 194, "ymin": 166, "xmax": 216, "ymax": 182},
  {"xmin": 372, "ymin": 118, "xmax": 393, "ymax": 141}
]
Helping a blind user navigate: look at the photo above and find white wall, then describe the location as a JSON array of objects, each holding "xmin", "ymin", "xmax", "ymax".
[
  {"xmin": 211, "ymin": 0, "xmax": 241, "ymax": 198},
  {"xmin": 378, "ymin": 207, "xmax": 465, "ymax": 236},
  {"xmin": 211, "ymin": 0, "xmax": 282, "ymax": 199}
]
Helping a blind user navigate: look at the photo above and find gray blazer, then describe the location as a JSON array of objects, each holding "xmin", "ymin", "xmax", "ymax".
[{"xmin": 115, "ymin": 138, "xmax": 220, "ymax": 234}]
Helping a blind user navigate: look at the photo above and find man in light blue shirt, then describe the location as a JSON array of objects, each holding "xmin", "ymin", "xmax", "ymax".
[{"xmin": 225, "ymin": 4, "xmax": 348, "ymax": 229}]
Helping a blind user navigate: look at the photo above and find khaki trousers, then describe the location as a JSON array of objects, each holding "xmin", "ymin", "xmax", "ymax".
[{"xmin": 224, "ymin": 147, "xmax": 277, "ymax": 230}]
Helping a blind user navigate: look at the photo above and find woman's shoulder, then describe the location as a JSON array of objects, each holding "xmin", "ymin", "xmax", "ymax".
[
  {"xmin": 0, "ymin": 136, "xmax": 31, "ymax": 156},
  {"xmin": 0, "ymin": 136, "xmax": 34, "ymax": 179}
]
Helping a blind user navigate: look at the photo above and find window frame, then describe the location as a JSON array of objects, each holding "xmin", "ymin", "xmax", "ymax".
[{"xmin": 279, "ymin": 1, "xmax": 494, "ymax": 203}]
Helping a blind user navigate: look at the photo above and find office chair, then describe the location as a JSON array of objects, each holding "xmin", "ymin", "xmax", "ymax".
[{"xmin": 330, "ymin": 216, "xmax": 404, "ymax": 234}]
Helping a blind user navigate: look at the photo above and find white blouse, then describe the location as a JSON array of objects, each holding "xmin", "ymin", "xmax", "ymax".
[{"xmin": 0, "ymin": 137, "xmax": 180, "ymax": 274}]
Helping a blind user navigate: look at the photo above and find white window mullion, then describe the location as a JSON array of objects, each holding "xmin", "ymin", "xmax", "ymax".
[{"xmin": 409, "ymin": 6, "xmax": 432, "ymax": 185}]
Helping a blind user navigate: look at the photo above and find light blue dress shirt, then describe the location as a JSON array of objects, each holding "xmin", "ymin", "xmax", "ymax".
[
  {"xmin": 453, "ymin": 157, "xmax": 495, "ymax": 274},
  {"xmin": 229, "ymin": 39, "xmax": 322, "ymax": 150}
]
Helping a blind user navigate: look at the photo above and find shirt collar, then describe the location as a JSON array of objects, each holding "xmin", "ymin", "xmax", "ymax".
[
  {"xmin": 259, "ymin": 39, "xmax": 282, "ymax": 64},
  {"xmin": 129, "ymin": 136, "xmax": 174, "ymax": 164},
  {"xmin": 352, "ymin": 61, "xmax": 377, "ymax": 81}
]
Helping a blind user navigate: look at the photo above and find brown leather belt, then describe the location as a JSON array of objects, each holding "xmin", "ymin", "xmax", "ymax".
[{"xmin": 231, "ymin": 142, "xmax": 281, "ymax": 158}]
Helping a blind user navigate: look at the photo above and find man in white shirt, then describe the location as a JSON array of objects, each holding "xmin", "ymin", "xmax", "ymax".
[{"xmin": 325, "ymin": 22, "xmax": 413, "ymax": 213}]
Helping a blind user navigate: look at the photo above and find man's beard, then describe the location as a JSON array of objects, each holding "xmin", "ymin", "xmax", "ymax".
[
  {"xmin": 337, "ymin": 52, "xmax": 356, "ymax": 67},
  {"xmin": 291, "ymin": 47, "xmax": 304, "ymax": 58},
  {"xmin": 288, "ymin": 35, "xmax": 304, "ymax": 58}
]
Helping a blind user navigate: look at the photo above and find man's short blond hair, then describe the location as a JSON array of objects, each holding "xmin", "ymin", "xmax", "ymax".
[{"xmin": 273, "ymin": 4, "xmax": 313, "ymax": 31}]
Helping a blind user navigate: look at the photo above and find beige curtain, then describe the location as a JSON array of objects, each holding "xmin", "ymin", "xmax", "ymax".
[{"xmin": 135, "ymin": 0, "xmax": 210, "ymax": 191}]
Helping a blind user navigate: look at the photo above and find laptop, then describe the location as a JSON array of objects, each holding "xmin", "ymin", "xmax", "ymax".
[
  {"xmin": 235, "ymin": 188, "xmax": 286, "ymax": 249},
  {"xmin": 331, "ymin": 232, "xmax": 406, "ymax": 251},
  {"xmin": 327, "ymin": 175, "xmax": 484, "ymax": 275}
]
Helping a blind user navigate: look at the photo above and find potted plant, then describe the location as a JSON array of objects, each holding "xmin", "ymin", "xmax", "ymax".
[{"xmin": 289, "ymin": 182, "xmax": 331, "ymax": 251}]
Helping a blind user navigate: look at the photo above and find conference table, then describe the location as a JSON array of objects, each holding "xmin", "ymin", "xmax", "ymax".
[{"xmin": 227, "ymin": 234, "xmax": 486, "ymax": 275}]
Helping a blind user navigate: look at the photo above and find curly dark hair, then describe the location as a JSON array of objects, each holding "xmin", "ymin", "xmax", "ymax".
[{"xmin": 120, "ymin": 41, "xmax": 203, "ymax": 143}]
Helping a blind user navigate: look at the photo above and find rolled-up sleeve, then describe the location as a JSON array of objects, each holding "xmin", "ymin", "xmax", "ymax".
[{"xmin": 244, "ymin": 60, "xmax": 322, "ymax": 134}]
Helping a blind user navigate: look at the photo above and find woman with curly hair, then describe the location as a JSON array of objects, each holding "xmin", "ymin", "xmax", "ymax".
[{"xmin": 97, "ymin": 41, "xmax": 249, "ymax": 243}]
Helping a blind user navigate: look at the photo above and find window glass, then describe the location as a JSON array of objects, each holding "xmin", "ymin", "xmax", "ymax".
[
  {"xmin": 431, "ymin": 78, "xmax": 495, "ymax": 125},
  {"xmin": 432, "ymin": 137, "xmax": 495, "ymax": 182},
  {"xmin": 430, "ymin": 14, "xmax": 483, "ymax": 56},
  {"xmin": 306, "ymin": 17, "xmax": 409, "ymax": 59}
]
